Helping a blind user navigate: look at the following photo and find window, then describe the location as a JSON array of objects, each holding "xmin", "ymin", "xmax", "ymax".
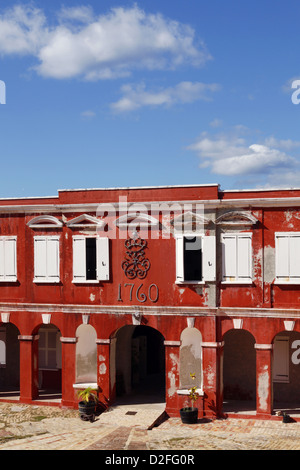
[
  {"xmin": 221, "ymin": 233, "xmax": 252, "ymax": 283},
  {"xmin": 34, "ymin": 236, "xmax": 60, "ymax": 283},
  {"xmin": 0, "ymin": 236, "xmax": 17, "ymax": 282},
  {"xmin": 273, "ymin": 336, "xmax": 289, "ymax": 383},
  {"xmin": 275, "ymin": 232, "xmax": 300, "ymax": 283},
  {"xmin": 73, "ymin": 236, "xmax": 109, "ymax": 282},
  {"xmin": 39, "ymin": 327, "xmax": 61, "ymax": 369},
  {"xmin": 176, "ymin": 235, "xmax": 215, "ymax": 283}
]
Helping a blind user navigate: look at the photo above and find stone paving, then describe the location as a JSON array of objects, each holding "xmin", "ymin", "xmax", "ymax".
[{"xmin": 0, "ymin": 402, "xmax": 299, "ymax": 450}]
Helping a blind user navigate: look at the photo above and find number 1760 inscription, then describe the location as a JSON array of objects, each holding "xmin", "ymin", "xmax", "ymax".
[{"xmin": 118, "ymin": 283, "xmax": 159, "ymax": 303}]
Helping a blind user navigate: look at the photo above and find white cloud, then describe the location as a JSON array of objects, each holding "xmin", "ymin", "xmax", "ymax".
[
  {"xmin": 187, "ymin": 129, "xmax": 298, "ymax": 181},
  {"xmin": 110, "ymin": 81, "xmax": 220, "ymax": 112},
  {"xmin": 0, "ymin": 4, "xmax": 211, "ymax": 80},
  {"xmin": 81, "ymin": 110, "xmax": 96, "ymax": 119},
  {"xmin": 0, "ymin": 5, "xmax": 48, "ymax": 55}
]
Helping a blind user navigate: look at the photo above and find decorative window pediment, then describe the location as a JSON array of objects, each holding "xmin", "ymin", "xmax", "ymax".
[
  {"xmin": 171, "ymin": 211, "xmax": 211, "ymax": 230},
  {"xmin": 114, "ymin": 213, "xmax": 159, "ymax": 229},
  {"xmin": 27, "ymin": 215, "xmax": 63, "ymax": 229},
  {"xmin": 66, "ymin": 214, "xmax": 106, "ymax": 229},
  {"xmin": 216, "ymin": 211, "xmax": 258, "ymax": 226}
]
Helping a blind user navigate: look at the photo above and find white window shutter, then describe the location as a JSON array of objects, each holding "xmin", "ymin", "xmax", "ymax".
[
  {"xmin": 0, "ymin": 239, "xmax": 5, "ymax": 280},
  {"xmin": 222, "ymin": 235, "xmax": 236, "ymax": 279},
  {"xmin": 273, "ymin": 337, "xmax": 289, "ymax": 383},
  {"xmin": 289, "ymin": 235, "xmax": 300, "ymax": 278},
  {"xmin": 97, "ymin": 237, "xmax": 110, "ymax": 281},
  {"xmin": 47, "ymin": 237, "xmax": 60, "ymax": 280},
  {"xmin": 176, "ymin": 236, "xmax": 184, "ymax": 281},
  {"xmin": 237, "ymin": 235, "xmax": 251, "ymax": 279},
  {"xmin": 0, "ymin": 237, "xmax": 17, "ymax": 281},
  {"xmin": 203, "ymin": 235, "xmax": 216, "ymax": 281},
  {"xmin": 34, "ymin": 237, "xmax": 47, "ymax": 280},
  {"xmin": 276, "ymin": 235, "xmax": 289, "ymax": 278},
  {"xmin": 73, "ymin": 237, "xmax": 86, "ymax": 281}
]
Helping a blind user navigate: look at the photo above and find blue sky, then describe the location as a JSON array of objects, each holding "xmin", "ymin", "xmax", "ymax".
[{"xmin": 1, "ymin": 0, "xmax": 300, "ymax": 197}]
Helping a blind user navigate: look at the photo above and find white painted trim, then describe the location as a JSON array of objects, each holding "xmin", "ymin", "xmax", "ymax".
[
  {"xmin": 66, "ymin": 214, "xmax": 105, "ymax": 228},
  {"xmin": 177, "ymin": 388, "xmax": 204, "ymax": 396},
  {"xmin": 73, "ymin": 383, "xmax": 98, "ymax": 389},
  {"xmin": 27, "ymin": 215, "xmax": 63, "ymax": 228}
]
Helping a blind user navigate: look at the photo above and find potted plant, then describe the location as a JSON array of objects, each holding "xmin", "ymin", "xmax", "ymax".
[
  {"xmin": 180, "ymin": 373, "xmax": 199, "ymax": 424},
  {"xmin": 77, "ymin": 386, "xmax": 99, "ymax": 422}
]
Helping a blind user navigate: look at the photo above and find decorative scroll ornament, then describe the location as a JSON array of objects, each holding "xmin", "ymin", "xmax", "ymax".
[{"xmin": 122, "ymin": 237, "xmax": 150, "ymax": 279}]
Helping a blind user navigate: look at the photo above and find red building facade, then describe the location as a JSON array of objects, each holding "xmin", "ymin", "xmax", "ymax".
[{"xmin": 0, "ymin": 183, "xmax": 300, "ymax": 420}]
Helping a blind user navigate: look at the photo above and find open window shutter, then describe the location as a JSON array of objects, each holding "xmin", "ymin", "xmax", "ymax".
[
  {"xmin": 34, "ymin": 237, "xmax": 47, "ymax": 280},
  {"xmin": 73, "ymin": 237, "xmax": 86, "ymax": 281},
  {"xmin": 47, "ymin": 237, "xmax": 60, "ymax": 281},
  {"xmin": 97, "ymin": 237, "xmax": 110, "ymax": 281},
  {"xmin": 222, "ymin": 235, "xmax": 236, "ymax": 280},
  {"xmin": 276, "ymin": 235, "xmax": 289, "ymax": 278},
  {"xmin": 4, "ymin": 238, "xmax": 17, "ymax": 281},
  {"xmin": 237, "ymin": 235, "xmax": 251, "ymax": 279},
  {"xmin": 176, "ymin": 236, "xmax": 184, "ymax": 281},
  {"xmin": 289, "ymin": 235, "xmax": 300, "ymax": 278},
  {"xmin": 203, "ymin": 235, "xmax": 216, "ymax": 281}
]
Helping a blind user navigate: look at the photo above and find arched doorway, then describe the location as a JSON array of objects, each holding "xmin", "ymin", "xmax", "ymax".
[
  {"xmin": 38, "ymin": 324, "xmax": 62, "ymax": 397},
  {"xmin": 114, "ymin": 325, "xmax": 165, "ymax": 403},
  {"xmin": 273, "ymin": 331, "xmax": 300, "ymax": 417},
  {"xmin": 222, "ymin": 329, "xmax": 256, "ymax": 415},
  {"xmin": 0, "ymin": 323, "xmax": 20, "ymax": 398}
]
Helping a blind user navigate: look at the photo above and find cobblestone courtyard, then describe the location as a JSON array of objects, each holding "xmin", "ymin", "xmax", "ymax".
[{"xmin": 0, "ymin": 402, "xmax": 298, "ymax": 450}]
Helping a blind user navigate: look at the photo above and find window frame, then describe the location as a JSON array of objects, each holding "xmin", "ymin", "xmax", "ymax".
[
  {"xmin": 0, "ymin": 236, "xmax": 17, "ymax": 282},
  {"xmin": 221, "ymin": 232, "xmax": 253, "ymax": 284},
  {"xmin": 275, "ymin": 232, "xmax": 300, "ymax": 284},
  {"xmin": 33, "ymin": 235, "xmax": 60, "ymax": 283},
  {"xmin": 72, "ymin": 235, "xmax": 110, "ymax": 283},
  {"xmin": 175, "ymin": 233, "xmax": 216, "ymax": 284}
]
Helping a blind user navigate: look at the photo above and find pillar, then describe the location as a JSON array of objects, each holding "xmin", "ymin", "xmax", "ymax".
[
  {"xmin": 164, "ymin": 340, "xmax": 181, "ymax": 417},
  {"xmin": 19, "ymin": 335, "xmax": 39, "ymax": 403},
  {"xmin": 60, "ymin": 336, "xmax": 77, "ymax": 408},
  {"xmin": 255, "ymin": 343, "xmax": 273, "ymax": 418},
  {"xmin": 96, "ymin": 338, "xmax": 112, "ymax": 410},
  {"xmin": 202, "ymin": 341, "xmax": 224, "ymax": 418}
]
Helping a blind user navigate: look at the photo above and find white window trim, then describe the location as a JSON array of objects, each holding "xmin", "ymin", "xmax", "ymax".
[
  {"xmin": 33, "ymin": 236, "xmax": 60, "ymax": 283},
  {"xmin": 175, "ymin": 233, "xmax": 216, "ymax": 284},
  {"xmin": 0, "ymin": 236, "xmax": 17, "ymax": 282},
  {"xmin": 72, "ymin": 235, "xmax": 110, "ymax": 283},
  {"xmin": 275, "ymin": 232, "xmax": 300, "ymax": 284},
  {"xmin": 221, "ymin": 232, "xmax": 253, "ymax": 284}
]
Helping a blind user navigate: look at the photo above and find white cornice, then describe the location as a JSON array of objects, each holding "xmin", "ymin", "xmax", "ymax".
[
  {"xmin": 0, "ymin": 197, "xmax": 300, "ymax": 214},
  {"xmin": 1, "ymin": 302, "xmax": 300, "ymax": 318}
]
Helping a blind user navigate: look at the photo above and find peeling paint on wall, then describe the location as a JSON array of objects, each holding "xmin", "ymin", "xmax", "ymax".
[{"xmin": 258, "ymin": 366, "xmax": 269, "ymax": 411}]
